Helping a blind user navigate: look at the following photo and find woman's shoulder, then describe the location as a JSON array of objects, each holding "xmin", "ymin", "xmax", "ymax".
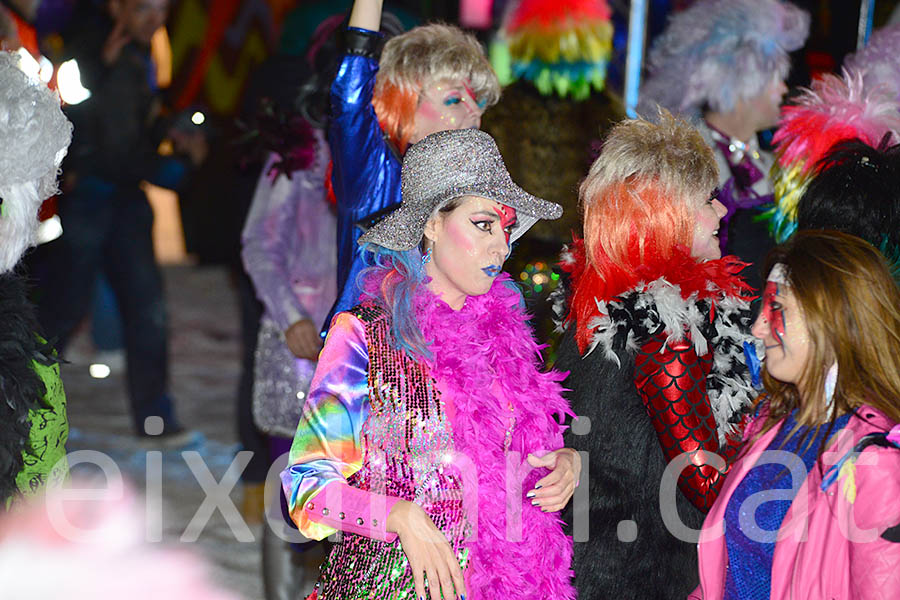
[
  {"xmin": 325, "ymin": 309, "xmax": 370, "ymax": 342},
  {"xmin": 345, "ymin": 302, "xmax": 390, "ymax": 324},
  {"xmin": 849, "ymin": 404, "xmax": 899, "ymax": 433}
]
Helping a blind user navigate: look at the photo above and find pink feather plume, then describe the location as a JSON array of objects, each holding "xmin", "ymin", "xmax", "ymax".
[{"xmin": 773, "ymin": 69, "xmax": 900, "ymax": 172}]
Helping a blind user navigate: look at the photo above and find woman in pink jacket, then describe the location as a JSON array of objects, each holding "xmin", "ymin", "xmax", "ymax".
[{"xmin": 691, "ymin": 230, "xmax": 900, "ymax": 599}]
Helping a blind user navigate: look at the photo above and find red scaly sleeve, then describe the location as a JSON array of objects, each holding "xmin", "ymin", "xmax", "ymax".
[{"xmin": 633, "ymin": 333, "xmax": 741, "ymax": 512}]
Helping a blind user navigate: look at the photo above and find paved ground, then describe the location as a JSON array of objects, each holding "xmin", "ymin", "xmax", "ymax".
[{"xmin": 61, "ymin": 265, "xmax": 268, "ymax": 599}]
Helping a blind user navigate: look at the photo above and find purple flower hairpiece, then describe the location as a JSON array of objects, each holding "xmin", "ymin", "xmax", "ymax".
[{"xmin": 234, "ymin": 97, "xmax": 317, "ymax": 179}]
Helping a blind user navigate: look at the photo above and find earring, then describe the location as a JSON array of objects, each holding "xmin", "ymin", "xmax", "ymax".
[
  {"xmin": 824, "ymin": 362, "xmax": 838, "ymax": 416},
  {"xmin": 422, "ymin": 248, "xmax": 433, "ymax": 264}
]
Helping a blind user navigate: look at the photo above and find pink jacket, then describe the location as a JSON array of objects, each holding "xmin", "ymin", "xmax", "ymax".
[{"xmin": 690, "ymin": 404, "xmax": 900, "ymax": 599}]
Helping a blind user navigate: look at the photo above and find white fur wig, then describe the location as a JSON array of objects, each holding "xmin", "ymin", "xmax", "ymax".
[
  {"xmin": 844, "ymin": 24, "xmax": 900, "ymax": 104},
  {"xmin": 639, "ymin": 0, "xmax": 809, "ymax": 118},
  {"xmin": 0, "ymin": 51, "xmax": 72, "ymax": 273}
]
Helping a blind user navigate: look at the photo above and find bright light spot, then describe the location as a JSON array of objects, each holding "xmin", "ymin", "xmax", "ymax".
[
  {"xmin": 191, "ymin": 111, "xmax": 205, "ymax": 125},
  {"xmin": 533, "ymin": 273, "xmax": 549, "ymax": 285},
  {"xmin": 520, "ymin": 272, "xmax": 528, "ymax": 281},
  {"xmin": 57, "ymin": 59, "xmax": 91, "ymax": 105},
  {"xmin": 15, "ymin": 48, "xmax": 41, "ymax": 82},
  {"xmin": 35, "ymin": 215, "xmax": 63, "ymax": 244},
  {"xmin": 89, "ymin": 363, "xmax": 111, "ymax": 379},
  {"xmin": 39, "ymin": 56, "xmax": 54, "ymax": 82},
  {"xmin": 534, "ymin": 284, "xmax": 543, "ymax": 293}
]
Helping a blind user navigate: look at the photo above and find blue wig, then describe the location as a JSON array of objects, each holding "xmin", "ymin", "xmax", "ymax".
[{"xmin": 357, "ymin": 242, "xmax": 432, "ymax": 360}]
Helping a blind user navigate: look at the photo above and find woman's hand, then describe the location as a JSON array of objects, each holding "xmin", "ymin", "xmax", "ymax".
[
  {"xmin": 284, "ymin": 319, "xmax": 323, "ymax": 360},
  {"xmin": 526, "ymin": 448, "xmax": 581, "ymax": 512},
  {"xmin": 387, "ymin": 500, "xmax": 466, "ymax": 600}
]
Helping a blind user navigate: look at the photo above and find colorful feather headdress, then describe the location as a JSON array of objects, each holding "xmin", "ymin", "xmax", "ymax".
[
  {"xmin": 493, "ymin": 0, "xmax": 613, "ymax": 100},
  {"xmin": 844, "ymin": 24, "xmax": 900, "ymax": 104},
  {"xmin": 765, "ymin": 69, "xmax": 900, "ymax": 242},
  {"xmin": 639, "ymin": 0, "xmax": 809, "ymax": 117}
]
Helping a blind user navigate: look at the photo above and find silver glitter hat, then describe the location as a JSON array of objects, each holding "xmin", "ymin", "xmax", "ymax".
[{"xmin": 358, "ymin": 128, "xmax": 562, "ymax": 251}]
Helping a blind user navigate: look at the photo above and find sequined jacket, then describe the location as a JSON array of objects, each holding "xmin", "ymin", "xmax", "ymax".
[
  {"xmin": 690, "ymin": 404, "xmax": 900, "ymax": 600},
  {"xmin": 281, "ymin": 307, "xmax": 468, "ymax": 598},
  {"xmin": 324, "ymin": 40, "xmax": 402, "ymax": 333},
  {"xmin": 282, "ymin": 274, "xmax": 576, "ymax": 599}
]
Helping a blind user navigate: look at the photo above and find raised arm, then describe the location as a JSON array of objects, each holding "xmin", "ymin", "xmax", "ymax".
[
  {"xmin": 329, "ymin": 1, "xmax": 400, "ymax": 223},
  {"xmin": 348, "ymin": 0, "xmax": 383, "ymax": 30},
  {"xmin": 633, "ymin": 334, "xmax": 741, "ymax": 512}
]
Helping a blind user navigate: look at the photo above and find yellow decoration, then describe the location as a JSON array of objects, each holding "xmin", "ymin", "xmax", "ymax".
[
  {"xmin": 769, "ymin": 158, "xmax": 813, "ymax": 243},
  {"xmin": 507, "ymin": 21, "xmax": 613, "ymax": 65},
  {"xmin": 839, "ymin": 460, "xmax": 857, "ymax": 504}
]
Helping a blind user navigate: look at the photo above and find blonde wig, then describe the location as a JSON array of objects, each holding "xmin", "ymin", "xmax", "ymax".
[
  {"xmin": 372, "ymin": 23, "xmax": 500, "ymax": 153},
  {"xmin": 580, "ymin": 109, "xmax": 718, "ymax": 274}
]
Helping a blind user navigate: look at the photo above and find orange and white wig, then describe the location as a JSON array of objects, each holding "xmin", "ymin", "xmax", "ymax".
[
  {"xmin": 372, "ymin": 24, "xmax": 500, "ymax": 154},
  {"xmin": 579, "ymin": 111, "xmax": 718, "ymax": 295}
]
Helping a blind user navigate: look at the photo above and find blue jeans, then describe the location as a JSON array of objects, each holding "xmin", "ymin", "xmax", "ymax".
[{"xmin": 36, "ymin": 176, "xmax": 177, "ymax": 434}]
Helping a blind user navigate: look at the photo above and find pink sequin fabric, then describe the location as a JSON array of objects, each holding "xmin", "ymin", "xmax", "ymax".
[
  {"xmin": 314, "ymin": 304, "xmax": 470, "ymax": 598},
  {"xmin": 302, "ymin": 275, "xmax": 576, "ymax": 599}
]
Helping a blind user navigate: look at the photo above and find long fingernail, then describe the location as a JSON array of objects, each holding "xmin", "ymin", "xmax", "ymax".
[
  {"xmin": 526, "ymin": 491, "xmax": 535, "ymax": 498},
  {"xmin": 531, "ymin": 499, "xmax": 538, "ymax": 505}
]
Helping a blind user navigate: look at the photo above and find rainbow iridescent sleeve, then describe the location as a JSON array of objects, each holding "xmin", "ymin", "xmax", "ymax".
[{"xmin": 280, "ymin": 312, "xmax": 371, "ymax": 540}]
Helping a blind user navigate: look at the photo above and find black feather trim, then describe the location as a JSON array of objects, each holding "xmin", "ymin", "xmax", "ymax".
[{"xmin": 0, "ymin": 272, "xmax": 56, "ymax": 505}]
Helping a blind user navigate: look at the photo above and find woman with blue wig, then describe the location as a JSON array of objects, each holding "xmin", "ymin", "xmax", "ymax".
[{"xmin": 281, "ymin": 128, "xmax": 578, "ymax": 600}]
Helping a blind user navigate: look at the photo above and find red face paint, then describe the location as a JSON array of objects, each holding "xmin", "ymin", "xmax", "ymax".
[
  {"xmin": 493, "ymin": 205, "xmax": 517, "ymax": 244},
  {"xmin": 462, "ymin": 81, "xmax": 483, "ymax": 109},
  {"xmin": 761, "ymin": 280, "xmax": 786, "ymax": 347}
]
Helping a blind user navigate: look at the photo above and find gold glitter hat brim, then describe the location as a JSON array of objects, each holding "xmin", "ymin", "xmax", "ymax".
[{"xmin": 359, "ymin": 128, "xmax": 562, "ymax": 251}]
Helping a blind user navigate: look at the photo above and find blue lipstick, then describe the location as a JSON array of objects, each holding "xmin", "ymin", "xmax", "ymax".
[{"xmin": 482, "ymin": 265, "xmax": 501, "ymax": 277}]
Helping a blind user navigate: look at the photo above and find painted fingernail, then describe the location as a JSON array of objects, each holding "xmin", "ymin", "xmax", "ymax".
[
  {"xmin": 531, "ymin": 499, "xmax": 538, "ymax": 505},
  {"xmin": 535, "ymin": 484, "xmax": 543, "ymax": 489},
  {"xmin": 526, "ymin": 491, "xmax": 535, "ymax": 498}
]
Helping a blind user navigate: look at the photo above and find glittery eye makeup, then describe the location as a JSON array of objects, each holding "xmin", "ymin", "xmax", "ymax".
[
  {"xmin": 761, "ymin": 264, "xmax": 790, "ymax": 348},
  {"xmin": 493, "ymin": 205, "xmax": 517, "ymax": 244},
  {"xmin": 761, "ymin": 280, "xmax": 786, "ymax": 348}
]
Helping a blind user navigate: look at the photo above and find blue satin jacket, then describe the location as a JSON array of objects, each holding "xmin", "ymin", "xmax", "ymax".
[{"xmin": 323, "ymin": 49, "xmax": 402, "ymax": 333}]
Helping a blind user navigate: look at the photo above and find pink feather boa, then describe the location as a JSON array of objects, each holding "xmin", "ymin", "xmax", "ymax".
[{"xmin": 414, "ymin": 274, "xmax": 576, "ymax": 600}]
